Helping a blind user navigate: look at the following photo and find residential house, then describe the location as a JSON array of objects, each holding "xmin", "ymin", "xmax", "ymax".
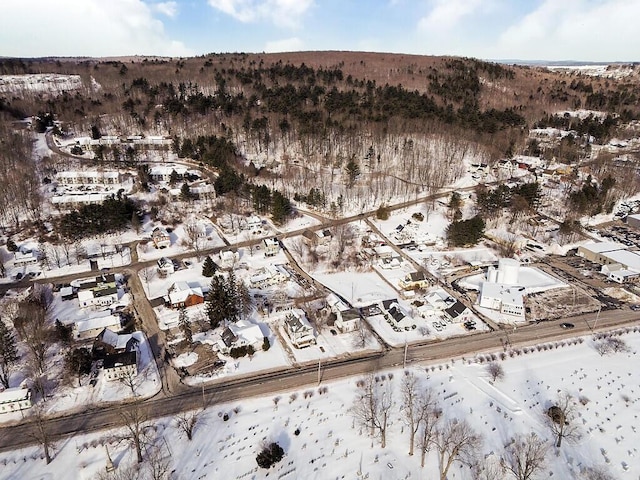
[
  {"xmin": 219, "ymin": 250, "xmax": 239, "ymax": 270},
  {"xmin": 77, "ymin": 274, "xmax": 118, "ymax": 309},
  {"xmin": 425, "ymin": 289, "xmax": 455, "ymax": 311},
  {"xmin": 247, "ymin": 215, "xmax": 263, "ymax": 232},
  {"xmin": 284, "ymin": 310, "xmax": 316, "ymax": 348},
  {"xmin": 103, "ymin": 351, "xmax": 138, "ymax": 381},
  {"xmin": 73, "ymin": 314, "xmax": 122, "ymax": 340},
  {"xmin": 165, "ymin": 282, "xmax": 204, "ymax": 309},
  {"xmin": 444, "ymin": 301, "xmax": 473, "ymax": 323},
  {"xmin": 334, "ymin": 308, "xmax": 361, "ymax": 333},
  {"xmin": 13, "ymin": 251, "xmax": 38, "ymax": 266},
  {"xmin": 0, "ymin": 387, "xmax": 32, "ymax": 414},
  {"xmin": 216, "ymin": 320, "xmax": 264, "ymax": 354},
  {"xmin": 381, "ymin": 299, "xmax": 415, "ymax": 330},
  {"xmin": 249, "ymin": 264, "xmax": 289, "ymax": 288},
  {"xmin": 149, "ymin": 164, "xmax": 188, "ymax": 182},
  {"xmin": 55, "ymin": 171, "xmax": 121, "ymax": 186},
  {"xmin": 301, "ymin": 229, "xmax": 317, "ymax": 246},
  {"xmin": 151, "ymin": 227, "xmax": 171, "ymax": 249},
  {"xmin": 399, "ymin": 271, "xmax": 430, "ymax": 290},
  {"xmin": 301, "ymin": 229, "xmax": 332, "ymax": 246},
  {"xmin": 157, "ymin": 257, "xmax": 175, "ymax": 276},
  {"xmin": 52, "ymin": 192, "xmax": 118, "ymax": 209},
  {"xmin": 316, "ymin": 229, "xmax": 332, "ymax": 245},
  {"xmin": 380, "ymin": 255, "xmax": 403, "ymax": 270},
  {"xmin": 94, "ymin": 328, "xmax": 139, "ymax": 355},
  {"xmin": 263, "ymin": 238, "xmax": 280, "ymax": 257}
]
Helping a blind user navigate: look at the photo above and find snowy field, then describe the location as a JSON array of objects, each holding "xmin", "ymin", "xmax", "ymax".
[{"xmin": 2, "ymin": 328, "xmax": 639, "ymax": 479}]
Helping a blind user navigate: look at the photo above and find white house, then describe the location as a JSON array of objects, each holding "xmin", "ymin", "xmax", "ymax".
[
  {"xmin": 217, "ymin": 320, "xmax": 265, "ymax": 354},
  {"xmin": 247, "ymin": 215, "xmax": 263, "ymax": 232},
  {"xmin": 149, "ymin": 164, "xmax": 188, "ymax": 182},
  {"xmin": 151, "ymin": 227, "xmax": 171, "ymax": 249},
  {"xmin": 263, "ymin": 238, "xmax": 280, "ymax": 257},
  {"xmin": 219, "ymin": 250, "xmax": 239, "ymax": 270},
  {"xmin": 335, "ymin": 308, "xmax": 361, "ymax": 333},
  {"xmin": 425, "ymin": 289, "xmax": 455, "ymax": 311},
  {"xmin": 103, "ymin": 351, "xmax": 138, "ymax": 381},
  {"xmin": 0, "ymin": 387, "xmax": 32, "ymax": 414},
  {"xmin": 249, "ymin": 264, "xmax": 289, "ymax": 288},
  {"xmin": 77, "ymin": 286, "xmax": 118, "ymax": 309},
  {"xmin": 157, "ymin": 257, "xmax": 175, "ymax": 276},
  {"xmin": 56, "ymin": 170, "xmax": 121, "ymax": 185},
  {"xmin": 74, "ymin": 314, "xmax": 122, "ymax": 340},
  {"xmin": 13, "ymin": 251, "xmax": 38, "ymax": 266},
  {"xmin": 284, "ymin": 310, "xmax": 316, "ymax": 348}
]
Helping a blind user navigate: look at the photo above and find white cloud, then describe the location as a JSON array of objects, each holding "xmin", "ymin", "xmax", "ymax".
[
  {"xmin": 208, "ymin": 0, "xmax": 314, "ymax": 28},
  {"xmin": 418, "ymin": 0, "xmax": 484, "ymax": 31},
  {"xmin": 153, "ymin": 1, "xmax": 178, "ymax": 18},
  {"xmin": 495, "ymin": 0, "xmax": 640, "ymax": 61},
  {"xmin": 0, "ymin": 0, "xmax": 191, "ymax": 57},
  {"xmin": 264, "ymin": 37, "xmax": 304, "ymax": 53}
]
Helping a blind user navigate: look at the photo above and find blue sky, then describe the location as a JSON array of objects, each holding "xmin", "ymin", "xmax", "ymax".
[{"xmin": 1, "ymin": 0, "xmax": 639, "ymax": 61}]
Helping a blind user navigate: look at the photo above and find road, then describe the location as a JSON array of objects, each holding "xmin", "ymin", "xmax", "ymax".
[{"xmin": 0, "ymin": 305, "xmax": 636, "ymax": 452}]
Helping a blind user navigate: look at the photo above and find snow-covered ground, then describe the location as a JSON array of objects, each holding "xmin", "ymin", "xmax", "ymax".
[{"xmin": 3, "ymin": 328, "xmax": 639, "ymax": 479}]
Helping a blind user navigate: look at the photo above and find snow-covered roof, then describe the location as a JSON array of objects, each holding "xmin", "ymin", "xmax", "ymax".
[
  {"xmin": 579, "ymin": 241, "xmax": 626, "ymax": 254},
  {"xmin": 0, "ymin": 387, "xmax": 30, "ymax": 404},
  {"xmin": 75, "ymin": 315, "xmax": 121, "ymax": 334},
  {"xmin": 480, "ymin": 283, "xmax": 525, "ymax": 307},
  {"xmin": 229, "ymin": 320, "xmax": 264, "ymax": 345},
  {"xmin": 168, "ymin": 285, "xmax": 203, "ymax": 305},
  {"xmin": 602, "ymin": 250, "xmax": 640, "ymax": 272}
]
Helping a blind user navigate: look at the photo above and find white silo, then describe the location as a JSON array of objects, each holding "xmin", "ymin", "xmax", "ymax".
[{"xmin": 497, "ymin": 258, "xmax": 520, "ymax": 285}]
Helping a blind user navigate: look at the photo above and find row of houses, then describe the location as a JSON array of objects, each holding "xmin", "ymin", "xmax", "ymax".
[
  {"xmin": 56, "ymin": 171, "xmax": 121, "ymax": 186},
  {"xmin": 75, "ymin": 135, "xmax": 172, "ymax": 147}
]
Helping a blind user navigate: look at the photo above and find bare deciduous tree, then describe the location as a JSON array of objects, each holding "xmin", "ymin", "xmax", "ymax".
[
  {"xmin": 435, "ymin": 418, "xmax": 481, "ymax": 480},
  {"xmin": 119, "ymin": 404, "xmax": 149, "ymax": 464},
  {"xmin": 30, "ymin": 404, "xmax": 54, "ymax": 464},
  {"xmin": 580, "ymin": 465, "xmax": 616, "ymax": 480},
  {"xmin": 546, "ymin": 391, "xmax": 580, "ymax": 448},
  {"xmin": 501, "ymin": 432, "xmax": 548, "ymax": 480},
  {"xmin": 352, "ymin": 318, "xmax": 371, "ymax": 349},
  {"xmin": 350, "ymin": 374, "xmax": 394, "ymax": 448},
  {"xmin": 486, "ymin": 362, "xmax": 505, "ymax": 383},
  {"xmin": 416, "ymin": 386, "xmax": 442, "ymax": 467},
  {"xmin": 175, "ymin": 410, "xmax": 201, "ymax": 441},
  {"xmin": 183, "ymin": 220, "xmax": 206, "ymax": 260}
]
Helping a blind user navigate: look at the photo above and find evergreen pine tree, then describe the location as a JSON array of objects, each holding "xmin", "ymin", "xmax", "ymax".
[
  {"xmin": 206, "ymin": 275, "xmax": 227, "ymax": 329},
  {"xmin": 178, "ymin": 307, "xmax": 192, "ymax": 344},
  {"xmin": 180, "ymin": 182, "xmax": 193, "ymax": 202},
  {"xmin": 0, "ymin": 319, "xmax": 18, "ymax": 389},
  {"xmin": 202, "ymin": 256, "xmax": 218, "ymax": 277},
  {"xmin": 226, "ymin": 271, "xmax": 240, "ymax": 323}
]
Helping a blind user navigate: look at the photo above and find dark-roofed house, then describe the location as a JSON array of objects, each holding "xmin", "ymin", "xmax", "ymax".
[
  {"xmin": 381, "ymin": 299, "xmax": 415, "ymax": 330},
  {"xmin": 284, "ymin": 310, "xmax": 316, "ymax": 348},
  {"xmin": 399, "ymin": 271, "xmax": 430, "ymax": 290},
  {"xmin": 444, "ymin": 301, "xmax": 473, "ymax": 323},
  {"xmin": 94, "ymin": 328, "xmax": 139, "ymax": 356},
  {"xmin": 103, "ymin": 351, "xmax": 138, "ymax": 381}
]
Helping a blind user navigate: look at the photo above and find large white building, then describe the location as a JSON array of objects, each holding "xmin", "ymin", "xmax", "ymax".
[{"xmin": 478, "ymin": 259, "xmax": 526, "ymax": 318}]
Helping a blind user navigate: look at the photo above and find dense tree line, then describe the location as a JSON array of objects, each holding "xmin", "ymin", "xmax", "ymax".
[
  {"xmin": 569, "ymin": 174, "xmax": 616, "ymax": 216},
  {"xmin": 475, "ymin": 182, "xmax": 541, "ymax": 219},
  {"xmin": 58, "ymin": 196, "xmax": 137, "ymax": 240},
  {"xmin": 446, "ymin": 216, "xmax": 485, "ymax": 247}
]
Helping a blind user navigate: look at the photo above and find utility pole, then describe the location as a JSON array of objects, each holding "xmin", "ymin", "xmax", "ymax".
[{"xmin": 593, "ymin": 304, "xmax": 602, "ymax": 332}]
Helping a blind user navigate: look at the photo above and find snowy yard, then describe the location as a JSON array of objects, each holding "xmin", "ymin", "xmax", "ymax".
[{"xmin": 2, "ymin": 328, "xmax": 639, "ymax": 479}]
